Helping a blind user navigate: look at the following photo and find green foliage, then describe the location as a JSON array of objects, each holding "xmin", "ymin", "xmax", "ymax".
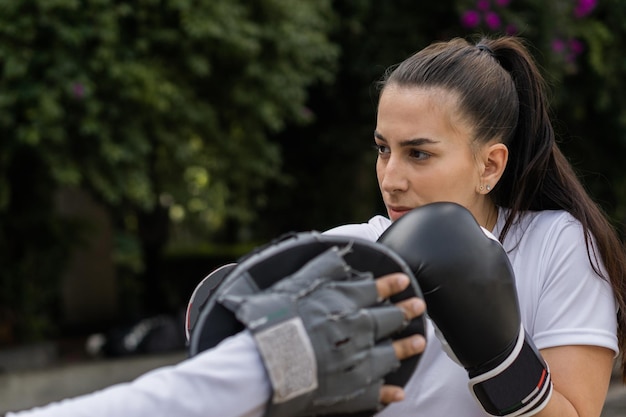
[
  {"xmin": 0, "ymin": 0, "xmax": 338, "ymax": 343},
  {"xmin": 0, "ymin": 0, "xmax": 337, "ymax": 222},
  {"xmin": 2, "ymin": 0, "xmax": 626, "ymax": 344}
]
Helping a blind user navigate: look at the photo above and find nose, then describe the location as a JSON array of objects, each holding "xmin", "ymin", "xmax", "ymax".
[{"xmin": 378, "ymin": 155, "xmax": 409, "ymax": 194}]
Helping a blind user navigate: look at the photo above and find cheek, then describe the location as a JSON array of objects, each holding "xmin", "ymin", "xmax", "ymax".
[
  {"xmin": 406, "ymin": 171, "xmax": 439, "ymax": 197},
  {"xmin": 417, "ymin": 161, "xmax": 478, "ymax": 199},
  {"xmin": 375, "ymin": 158, "xmax": 385, "ymax": 185}
]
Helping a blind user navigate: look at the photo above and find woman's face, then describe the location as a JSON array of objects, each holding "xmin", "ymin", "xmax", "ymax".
[{"xmin": 375, "ymin": 85, "xmax": 488, "ymax": 223}]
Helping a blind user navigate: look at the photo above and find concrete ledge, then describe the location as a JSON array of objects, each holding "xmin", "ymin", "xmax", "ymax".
[
  {"xmin": 0, "ymin": 351, "xmax": 186, "ymax": 414},
  {"xmin": 0, "ymin": 343, "xmax": 58, "ymax": 373}
]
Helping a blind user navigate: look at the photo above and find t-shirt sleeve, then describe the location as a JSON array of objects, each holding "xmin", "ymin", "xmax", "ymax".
[
  {"xmin": 6, "ymin": 331, "xmax": 269, "ymax": 417},
  {"xmin": 531, "ymin": 214, "xmax": 618, "ymax": 355},
  {"xmin": 323, "ymin": 215, "xmax": 391, "ymax": 241}
]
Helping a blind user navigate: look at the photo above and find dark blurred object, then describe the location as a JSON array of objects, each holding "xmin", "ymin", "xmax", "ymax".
[{"xmin": 85, "ymin": 311, "xmax": 186, "ymax": 358}]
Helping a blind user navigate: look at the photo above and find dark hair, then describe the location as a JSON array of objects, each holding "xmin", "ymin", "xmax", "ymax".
[{"xmin": 379, "ymin": 36, "xmax": 626, "ymax": 380}]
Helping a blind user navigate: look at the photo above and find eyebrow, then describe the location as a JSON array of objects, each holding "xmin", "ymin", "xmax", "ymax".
[{"xmin": 374, "ymin": 131, "xmax": 440, "ymax": 147}]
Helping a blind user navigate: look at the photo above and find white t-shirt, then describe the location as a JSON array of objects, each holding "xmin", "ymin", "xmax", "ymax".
[{"xmin": 324, "ymin": 208, "xmax": 619, "ymax": 417}]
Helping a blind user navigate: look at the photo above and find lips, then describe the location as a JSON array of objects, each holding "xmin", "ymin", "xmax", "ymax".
[{"xmin": 387, "ymin": 206, "xmax": 413, "ymax": 221}]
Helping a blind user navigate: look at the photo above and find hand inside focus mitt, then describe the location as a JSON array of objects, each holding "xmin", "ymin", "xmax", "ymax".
[{"xmin": 187, "ymin": 232, "xmax": 426, "ymax": 417}]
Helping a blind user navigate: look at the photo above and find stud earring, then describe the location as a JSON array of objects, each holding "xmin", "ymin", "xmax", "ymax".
[
  {"xmin": 479, "ymin": 185, "xmax": 484, "ymax": 191},
  {"xmin": 486, "ymin": 185, "xmax": 491, "ymax": 191}
]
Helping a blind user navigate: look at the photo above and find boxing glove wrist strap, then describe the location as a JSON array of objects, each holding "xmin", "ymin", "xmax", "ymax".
[{"xmin": 468, "ymin": 326, "xmax": 553, "ymax": 417}]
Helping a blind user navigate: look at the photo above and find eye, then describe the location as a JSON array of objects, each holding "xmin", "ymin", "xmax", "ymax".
[
  {"xmin": 372, "ymin": 143, "xmax": 389, "ymax": 156},
  {"xmin": 409, "ymin": 149, "xmax": 431, "ymax": 160}
]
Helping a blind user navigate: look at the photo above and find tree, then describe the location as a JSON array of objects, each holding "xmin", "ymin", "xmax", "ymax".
[
  {"xmin": 3, "ymin": 0, "xmax": 625, "ymax": 344},
  {"xmin": 0, "ymin": 0, "xmax": 338, "ymax": 342}
]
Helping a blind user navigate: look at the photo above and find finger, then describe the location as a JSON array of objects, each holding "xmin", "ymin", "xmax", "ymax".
[
  {"xmin": 375, "ymin": 273, "xmax": 410, "ymax": 300},
  {"xmin": 330, "ymin": 279, "xmax": 379, "ymax": 309},
  {"xmin": 368, "ymin": 342, "xmax": 401, "ymax": 380},
  {"xmin": 368, "ymin": 305, "xmax": 407, "ymax": 340},
  {"xmin": 393, "ymin": 334, "xmax": 426, "ymax": 360},
  {"xmin": 380, "ymin": 386, "xmax": 405, "ymax": 404},
  {"xmin": 393, "ymin": 297, "xmax": 426, "ymax": 321}
]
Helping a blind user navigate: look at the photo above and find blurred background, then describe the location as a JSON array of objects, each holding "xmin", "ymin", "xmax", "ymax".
[{"xmin": 1, "ymin": 0, "xmax": 626, "ymax": 412}]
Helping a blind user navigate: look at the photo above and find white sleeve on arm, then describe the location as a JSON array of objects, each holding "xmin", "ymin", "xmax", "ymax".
[
  {"xmin": 323, "ymin": 215, "xmax": 391, "ymax": 241},
  {"xmin": 515, "ymin": 212, "xmax": 619, "ymax": 354},
  {"xmin": 6, "ymin": 331, "xmax": 270, "ymax": 417}
]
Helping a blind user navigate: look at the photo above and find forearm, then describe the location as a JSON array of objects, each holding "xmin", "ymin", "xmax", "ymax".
[
  {"xmin": 6, "ymin": 332, "xmax": 270, "ymax": 417},
  {"xmin": 533, "ymin": 389, "xmax": 582, "ymax": 417},
  {"xmin": 531, "ymin": 346, "xmax": 613, "ymax": 417}
]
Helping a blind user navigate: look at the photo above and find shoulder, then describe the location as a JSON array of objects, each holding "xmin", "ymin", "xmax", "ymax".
[
  {"xmin": 323, "ymin": 215, "xmax": 392, "ymax": 242},
  {"xmin": 512, "ymin": 209, "xmax": 577, "ymax": 233},
  {"xmin": 500, "ymin": 209, "xmax": 602, "ymax": 282},
  {"xmin": 499, "ymin": 209, "xmax": 617, "ymax": 353},
  {"xmin": 526, "ymin": 209, "xmax": 580, "ymax": 234},
  {"xmin": 499, "ymin": 209, "xmax": 587, "ymax": 255}
]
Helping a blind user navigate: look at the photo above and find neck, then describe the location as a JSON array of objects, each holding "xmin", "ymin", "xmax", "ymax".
[{"xmin": 476, "ymin": 200, "xmax": 498, "ymax": 232}]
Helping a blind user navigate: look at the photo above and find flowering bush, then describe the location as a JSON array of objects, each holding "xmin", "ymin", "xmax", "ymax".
[{"xmin": 457, "ymin": 0, "xmax": 602, "ymax": 75}]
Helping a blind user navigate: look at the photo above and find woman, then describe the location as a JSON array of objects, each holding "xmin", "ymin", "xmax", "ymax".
[{"xmin": 326, "ymin": 36, "xmax": 626, "ymax": 417}]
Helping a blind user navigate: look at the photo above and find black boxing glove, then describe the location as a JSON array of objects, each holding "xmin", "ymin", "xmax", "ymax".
[{"xmin": 378, "ymin": 202, "xmax": 552, "ymax": 417}]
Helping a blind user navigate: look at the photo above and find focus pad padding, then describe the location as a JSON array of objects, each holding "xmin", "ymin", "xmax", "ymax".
[{"xmin": 188, "ymin": 232, "xmax": 426, "ymax": 417}]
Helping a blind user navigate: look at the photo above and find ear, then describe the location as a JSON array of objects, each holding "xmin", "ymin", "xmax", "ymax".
[{"xmin": 479, "ymin": 142, "xmax": 508, "ymax": 192}]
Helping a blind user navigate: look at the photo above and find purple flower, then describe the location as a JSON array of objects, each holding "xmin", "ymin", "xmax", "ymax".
[
  {"xmin": 484, "ymin": 11, "xmax": 501, "ymax": 30},
  {"xmin": 461, "ymin": 10, "xmax": 481, "ymax": 28},
  {"xmin": 505, "ymin": 24, "xmax": 518, "ymax": 35},
  {"xmin": 574, "ymin": 0, "xmax": 597, "ymax": 18},
  {"xmin": 495, "ymin": 0, "xmax": 511, "ymax": 6},
  {"xmin": 569, "ymin": 38, "xmax": 585, "ymax": 55},
  {"xmin": 71, "ymin": 83, "xmax": 85, "ymax": 99},
  {"xmin": 476, "ymin": 0, "xmax": 490, "ymax": 11},
  {"xmin": 551, "ymin": 38, "xmax": 566, "ymax": 53}
]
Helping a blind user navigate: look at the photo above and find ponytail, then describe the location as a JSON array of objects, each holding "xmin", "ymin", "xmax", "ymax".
[{"xmin": 485, "ymin": 37, "xmax": 626, "ymax": 380}]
